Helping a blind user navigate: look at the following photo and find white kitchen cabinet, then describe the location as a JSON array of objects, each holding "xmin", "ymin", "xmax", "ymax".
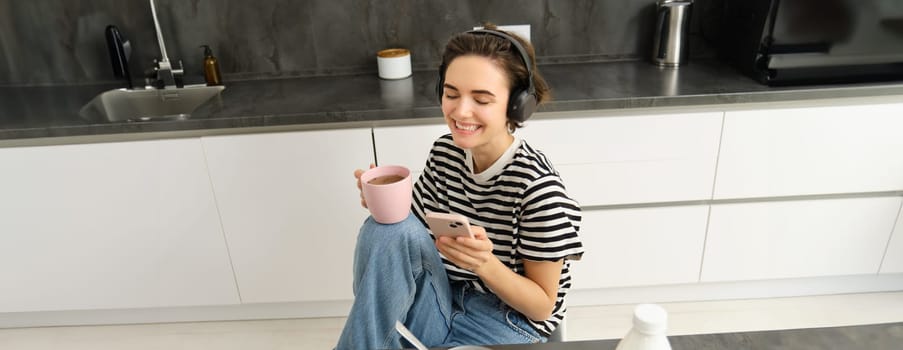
[
  {"xmin": 714, "ymin": 103, "xmax": 903, "ymax": 199},
  {"xmin": 0, "ymin": 139, "xmax": 239, "ymax": 313},
  {"xmin": 373, "ymin": 124, "xmax": 449, "ymax": 181},
  {"xmin": 374, "ymin": 113, "xmax": 723, "ymax": 207},
  {"xmin": 880, "ymin": 203, "xmax": 903, "ymax": 274},
  {"xmin": 570, "ymin": 206, "xmax": 709, "ymax": 289},
  {"xmin": 201, "ymin": 128, "xmax": 373, "ymax": 303},
  {"xmin": 701, "ymin": 197, "xmax": 902, "ymax": 282},
  {"xmin": 517, "ymin": 112, "xmax": 723, "ymax": 206}
]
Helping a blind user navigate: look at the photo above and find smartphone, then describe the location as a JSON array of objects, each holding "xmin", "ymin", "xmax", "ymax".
[{"xmin": 425, "ymin": 212, "xmax": 474, "ymax": 239}]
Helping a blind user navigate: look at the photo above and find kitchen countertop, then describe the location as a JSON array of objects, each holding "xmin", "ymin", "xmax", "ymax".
[
  {"xmin": 451, "ymin": 322, "xmax": 903, "ymax": 349},
  {"xmin": 3, "ymin": 59, "xmax": 903, "ymax": 143}
]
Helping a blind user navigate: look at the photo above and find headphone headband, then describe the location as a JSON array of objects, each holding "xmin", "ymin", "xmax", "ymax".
[{"xmin": 466, "ymin": 29, "xmax": 535, "ymax": 94}]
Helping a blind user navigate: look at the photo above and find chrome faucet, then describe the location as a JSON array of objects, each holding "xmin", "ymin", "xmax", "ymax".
[{"xmin": 147, "ymin": 0, "xmax": 183, "ymax": 89}]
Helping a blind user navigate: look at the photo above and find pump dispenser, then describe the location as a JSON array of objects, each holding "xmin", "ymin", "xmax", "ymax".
[{"xmin": 200, "ymin": 45, "xmax": 223, "ymax": 86}]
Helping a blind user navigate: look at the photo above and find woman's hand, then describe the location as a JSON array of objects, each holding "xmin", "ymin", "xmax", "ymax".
[
  {"xmin": 438, "ymin": 223, "xmax": 563, "ymax": 321},
  {"xmin": 354, "ymin": 164, "xmax": 376, "ymax": 208},
  {"xmin": 435, "ymin": 225, "xmax": 497, "ymax": 273}
]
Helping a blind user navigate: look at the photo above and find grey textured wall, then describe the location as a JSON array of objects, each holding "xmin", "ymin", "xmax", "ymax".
[{"xmin": 0, "ymin": 0, "xmax": 720, "ymax": 86}]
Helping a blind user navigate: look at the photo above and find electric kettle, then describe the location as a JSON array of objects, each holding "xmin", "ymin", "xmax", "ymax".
[{"xmin": 652, "ymin": 0, "xmax": 693, "ymax": 67}]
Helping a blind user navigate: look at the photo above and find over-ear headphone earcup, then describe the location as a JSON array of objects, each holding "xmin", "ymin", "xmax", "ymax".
[{"xmin": 507, "ymin": 88, "xmax": 538, "ymax": 123}]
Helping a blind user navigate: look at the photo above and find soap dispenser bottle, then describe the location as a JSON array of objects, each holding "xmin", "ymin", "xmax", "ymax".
[{"xmin": 200, "ymin": 45, "xmax": 223, "ymax": 86}]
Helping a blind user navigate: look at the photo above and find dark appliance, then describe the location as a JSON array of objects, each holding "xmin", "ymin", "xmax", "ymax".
[{"xmin": 718, "ymin": 0, "xmax": 903, "ymax": 86}]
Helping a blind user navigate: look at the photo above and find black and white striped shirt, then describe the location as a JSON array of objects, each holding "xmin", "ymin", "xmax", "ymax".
[{"xmin": 412, "ymin": 134, "xmax": 584, "ymax": 336}]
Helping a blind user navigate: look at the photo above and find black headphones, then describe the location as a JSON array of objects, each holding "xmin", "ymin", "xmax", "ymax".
[{"xmin": 436, "ymin": 29, "xmax": 538, "ymax": 123}]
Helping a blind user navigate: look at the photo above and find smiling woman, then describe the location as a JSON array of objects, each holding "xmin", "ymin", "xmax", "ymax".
[
  {"xmin": 437, "ymin": 27, "xmax": 551, "ymax": 132},
  {"xmin": 340, "ymin": 24, "xmax": 582, "ymax": 350},
  {"xmin": 440, "ymin": 55, "xmax": 513, "ymax": 167}
]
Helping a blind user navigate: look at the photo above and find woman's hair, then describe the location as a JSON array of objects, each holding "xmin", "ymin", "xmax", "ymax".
[{"xmin": 440, "ymin": 23, "xmax": 551, "ymax": 130}]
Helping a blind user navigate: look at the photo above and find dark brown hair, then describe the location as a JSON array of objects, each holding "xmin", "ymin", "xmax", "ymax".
[{"xmin": 439, "ymin": 23, "xmax": 551, "ymax": 130}]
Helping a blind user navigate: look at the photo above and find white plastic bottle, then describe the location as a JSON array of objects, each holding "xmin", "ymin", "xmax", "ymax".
[{"xmin": 615, "ymin": 304, "xmax": 672, "ymax": 350}]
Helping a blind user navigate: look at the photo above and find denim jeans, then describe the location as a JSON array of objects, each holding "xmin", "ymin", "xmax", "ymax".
[{"xmin": 336, "ymin": 214, "xmax": 545, "ymax": 350}]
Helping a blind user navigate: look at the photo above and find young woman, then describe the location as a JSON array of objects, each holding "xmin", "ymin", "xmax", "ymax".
[{"xmin": 338, "ymin": 25, "xmax": 583, "ymax": 349}]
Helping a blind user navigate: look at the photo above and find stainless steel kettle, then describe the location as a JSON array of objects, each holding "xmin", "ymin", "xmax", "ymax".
[{"xmin": 652, "ymin": 0, "xmax": 693, "ymax": 67}]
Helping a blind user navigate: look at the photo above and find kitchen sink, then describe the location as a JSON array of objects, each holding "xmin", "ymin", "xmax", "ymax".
[{"xmin": 79, "ymin": 85, "xmax": 225, "ymax": 122}]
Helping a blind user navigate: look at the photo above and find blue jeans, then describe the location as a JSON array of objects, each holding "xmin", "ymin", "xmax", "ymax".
[{"xmin": 336, "ymin": 214, "xmax": 545, "ymax": 350}]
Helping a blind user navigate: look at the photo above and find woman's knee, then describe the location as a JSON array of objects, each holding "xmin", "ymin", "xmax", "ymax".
[{"xmin": 358, "ymin": 213, "xmax": 430, "ymax": 248}]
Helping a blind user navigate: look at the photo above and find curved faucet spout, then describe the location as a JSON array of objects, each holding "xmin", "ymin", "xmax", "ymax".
[{"xmin": 150, "ymin": 0, "xmax": 169, "ymax": 63}]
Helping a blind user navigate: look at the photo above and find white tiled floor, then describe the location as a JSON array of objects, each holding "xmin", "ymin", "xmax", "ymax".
[{"xmin": 1, "ymin": 292, "xmax": 902, "ymax": 349}]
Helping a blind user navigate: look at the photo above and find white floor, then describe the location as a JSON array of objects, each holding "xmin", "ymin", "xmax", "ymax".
[{"xmin": 1, "ymin": 292, "xmax": 902, "ymax": 349}]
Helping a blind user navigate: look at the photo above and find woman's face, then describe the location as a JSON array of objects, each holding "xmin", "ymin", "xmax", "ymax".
[{"xmin": 440, "ymin": 55, "xmax": 513, "ymax": 155}]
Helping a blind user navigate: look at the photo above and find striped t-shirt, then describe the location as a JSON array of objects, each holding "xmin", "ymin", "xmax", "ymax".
[{"xmin": 411, "ymin": 133, "xmax": 584, "ymax": 336}]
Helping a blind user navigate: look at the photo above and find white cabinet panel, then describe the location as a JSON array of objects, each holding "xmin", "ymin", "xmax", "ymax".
[
  {"xmin": 702, "ymin": 197, "xmax": 901, "ymax": 282},
  {"xmin": 0, "ymin": 139, "xmax": 239, "ymax": 312},
  {"xmin": 202, "ymin": 129, "xmax": 373, "ymax": 303},
  {"xmin": 571, "ymin": 206, "xmax": 709, "ymax": 289},
  {"xmin": 714, "ymin": 103, "xmax": 903, "ymax": 199},
  {"xmin": 373, "ymin": 124, "xmax": 449, "ymax": 181},
  {"xmin": 880, "ymin": 203, "xmax": 903, "ymax": 274},
  {"xmin": 518, "ymin": 112, "xmax": 723, "ymax": 206}
]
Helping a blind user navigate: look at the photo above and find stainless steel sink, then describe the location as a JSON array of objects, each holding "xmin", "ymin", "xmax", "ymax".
[{"xmin": 79, "ymin": 85, "xmax": 225, "ymax": 122}]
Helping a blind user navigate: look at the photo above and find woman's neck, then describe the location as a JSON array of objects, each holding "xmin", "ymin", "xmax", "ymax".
[{"xmin": 470, "ymin": 133, "xmax": 515, "ymax": 174}]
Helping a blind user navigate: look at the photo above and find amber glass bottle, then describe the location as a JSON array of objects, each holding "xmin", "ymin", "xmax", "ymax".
[{"xmin": 200, "ymin": 45, "xmax": 223, "ymax": 86}]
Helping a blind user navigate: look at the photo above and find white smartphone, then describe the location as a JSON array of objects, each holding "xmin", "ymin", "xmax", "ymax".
[{"xmin": 425, "ymin": 212, "xmax": 474, "ymax": 239}]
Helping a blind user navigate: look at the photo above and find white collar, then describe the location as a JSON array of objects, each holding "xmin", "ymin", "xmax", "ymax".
[{"xmin": 464, "ymin": 134, "xmax": 523, "ymax": 182}]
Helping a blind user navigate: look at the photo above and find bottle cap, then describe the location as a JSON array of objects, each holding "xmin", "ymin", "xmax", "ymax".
[{"xmin": 632, "ymin": 304, "xmax": 668, "ymax": 334}]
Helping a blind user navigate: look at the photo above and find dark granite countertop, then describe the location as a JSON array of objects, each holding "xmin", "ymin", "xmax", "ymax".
[
  {"xmin": 449, "ymin": 322, "xmax": 903, "ymax": 349},
  {"xmin": 3, "ymin": 59, "xmax": 903, "ymax": 143}
]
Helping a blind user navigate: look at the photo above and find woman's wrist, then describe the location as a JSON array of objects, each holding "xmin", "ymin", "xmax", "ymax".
[{"xmin": 472, "ymin": 254, "xmax": 505, "ymax": 279}]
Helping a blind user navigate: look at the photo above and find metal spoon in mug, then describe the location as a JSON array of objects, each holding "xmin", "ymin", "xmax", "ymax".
[{"xmin": 395, "ymin": 320, "xmax": 429, "ymax": 350}]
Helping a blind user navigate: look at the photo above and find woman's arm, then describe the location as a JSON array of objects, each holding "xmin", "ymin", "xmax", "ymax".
[{"xmin": 435, "ymin": 226, "xmax": 562, "ymax": 321}]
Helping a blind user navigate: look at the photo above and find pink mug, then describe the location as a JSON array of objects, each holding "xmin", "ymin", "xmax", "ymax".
[{"xmin": 360, "ymin": 165, "xmax": 412, "ymax": 224}]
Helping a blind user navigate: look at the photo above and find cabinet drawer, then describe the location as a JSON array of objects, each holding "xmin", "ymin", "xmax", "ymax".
[
  {"xmin": 702, "ymin": 197, "xmax": 901, "ymax": 282},
  {"xmin": 714, "ymin": 103, "xmax": 903, "ymax": 199},
  {"xmin": 0, "ymin": 139, "xmax": 239, "ymax": 312},
  {"xmin": 518, "ymin": 112, "xmax": 723, "ymax": 206},
  {"xmin": 202, "ymin": 128, "xmax": 374, "ymax": 303},
  {"xmin": 571, "ymin": 206, "xmax": 708, "ymax": 289}
]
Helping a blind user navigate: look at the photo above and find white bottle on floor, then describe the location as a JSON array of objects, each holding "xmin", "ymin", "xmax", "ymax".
[{"xmin": 615, "ymin": 304, "xmax": 672, "ymax": 350}]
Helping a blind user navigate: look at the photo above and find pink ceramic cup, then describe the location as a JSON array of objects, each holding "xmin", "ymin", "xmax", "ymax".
[{"xmin": 360, "ymin": 165, "xmax": 413, "ymax": 224}]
